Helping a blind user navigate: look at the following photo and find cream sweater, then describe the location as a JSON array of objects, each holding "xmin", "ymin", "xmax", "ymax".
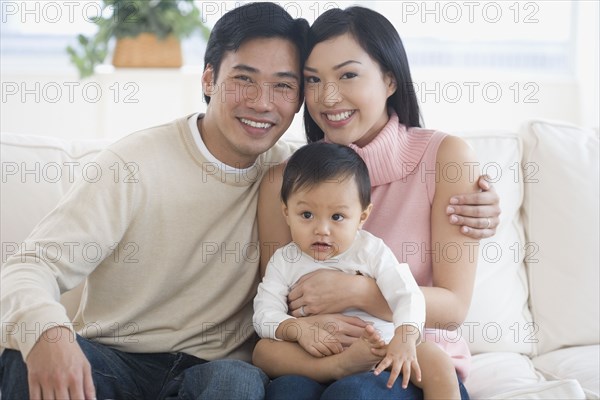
[{"xmin": 1, "ymin": 115, "xmax": 294, "ymax": 361}]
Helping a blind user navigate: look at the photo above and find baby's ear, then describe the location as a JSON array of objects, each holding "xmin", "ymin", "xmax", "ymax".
[
  {"xmin": 281, "ymin": 203, "xmax": 291, "ymax": 225},
  {"xmin": 359, "ymin": 203, "xmax": 374, "ymax": 228}
]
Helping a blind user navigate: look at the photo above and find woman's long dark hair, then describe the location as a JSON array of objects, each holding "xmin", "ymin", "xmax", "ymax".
[{"xmin": 304, "ymin": 7, "xmax": 422, "ymax": 143}]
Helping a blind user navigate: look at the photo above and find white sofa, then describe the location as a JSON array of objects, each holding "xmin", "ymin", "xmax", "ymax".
[{"xmin": 1, "ymin": 119, "xmax": 599, "ymax": 399}]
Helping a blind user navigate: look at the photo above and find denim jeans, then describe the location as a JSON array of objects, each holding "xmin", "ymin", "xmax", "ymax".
[
  {"xmin": 266, "ymin": 373, "xmax": 470, "ymax": 400},
  {"xmin": 0, "ymin": 335, "xmax": 269, "ymax": 399}
]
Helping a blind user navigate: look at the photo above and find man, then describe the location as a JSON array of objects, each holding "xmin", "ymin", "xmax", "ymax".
[
  {"xmin": 1, "ymin": 2, "xmax": 499, "ymax": 399},
  {"xmin": 1, "ymin": 3, "xmax": 309, "ymax": 399}
]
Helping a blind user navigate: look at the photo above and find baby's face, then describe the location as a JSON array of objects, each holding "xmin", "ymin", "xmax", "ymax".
[{"xmin": 283, "ymin": 177, "xmax": 370, "ymax": 261}]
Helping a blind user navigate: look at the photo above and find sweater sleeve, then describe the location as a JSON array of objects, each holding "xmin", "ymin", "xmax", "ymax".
[
  {"xmin": 253, "ymin": 249, "xmax": 294, "ymax": 339},
  {"xmin": 1, "ymin": 148, "xmax": 139, "ymax": 360},
  {"xmin": 370, "ymin": 240, "xmax": 426, "ymax": 340}
]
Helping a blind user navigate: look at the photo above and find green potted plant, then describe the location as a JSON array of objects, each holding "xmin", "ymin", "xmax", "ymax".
[{"xmin": 67, "ymin": 0, "xmax": 210, "ymax": 78}]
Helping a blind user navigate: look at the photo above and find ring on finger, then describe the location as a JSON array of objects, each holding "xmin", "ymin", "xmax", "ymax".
[{"xmin": 299, "ymin": 305, "xmax": 306, "ymax": 317}]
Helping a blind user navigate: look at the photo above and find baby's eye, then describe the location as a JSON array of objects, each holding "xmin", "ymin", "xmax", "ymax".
[
  {"xmin": 332, "ymin": 214, "xmax": 344, "ymax": 221},
  {"xmin": 302, "ymin": 211, "xmax": 313, "ymax": 219}
]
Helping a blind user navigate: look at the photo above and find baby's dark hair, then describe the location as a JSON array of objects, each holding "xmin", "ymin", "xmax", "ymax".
[{"xmin": 281, "ymin": 143, "xmax": 371, "ymax": 209}]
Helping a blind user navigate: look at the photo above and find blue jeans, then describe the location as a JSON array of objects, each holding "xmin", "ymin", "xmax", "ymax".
[
  {"xmin": 0, "ymin": 335, "xmax": 268, "ymax": 399},
  {"xmin": 266, "ymin": 373, "xmax": 470, "ymax": 400}
]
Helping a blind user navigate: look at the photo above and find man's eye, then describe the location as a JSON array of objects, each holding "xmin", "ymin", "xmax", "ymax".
[
  {"xmin": 235, "ymin": 75, "xmax": 252, "ymax": 83},
  {"xmin": 275, "ymin": 82, "xmax": 293, "ymax": 90},
  {"xmin": 302, "ymin": 212, "xmax": 313, "ymax": 219},
  {"xmin": 332, "ymin": 214, "xmax": 344, "ymax": 221}
]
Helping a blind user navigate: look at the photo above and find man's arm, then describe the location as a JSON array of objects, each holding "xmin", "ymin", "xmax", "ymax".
[{"xmin": 1, "ymin": 149, "xmax": 138, "ymax": 397}]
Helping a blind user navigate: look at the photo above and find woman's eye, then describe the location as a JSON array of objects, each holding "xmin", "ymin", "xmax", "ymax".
[
  {"xmin": 332, "ymin": 214, "xmax": 344, "ymax": 221},
  {"xmin": 305, "ymin": 76, "xmax": 320, "ymax": 84},
  {"xmin": 302, "ymin": 212, "xmax": 313, "ymax": 219},
  {"xmin": 341, "ymin": 72, "xmax": 357, "ymax": 79}
]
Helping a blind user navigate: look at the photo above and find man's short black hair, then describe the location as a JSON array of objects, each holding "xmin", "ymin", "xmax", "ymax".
[
  {"xmin": 281, "ymin": 143, "xmax": 371, "ymax": 210},
  {"xmin": 203, "ymin": 2, "xmax": 309, "ymax": 104}
]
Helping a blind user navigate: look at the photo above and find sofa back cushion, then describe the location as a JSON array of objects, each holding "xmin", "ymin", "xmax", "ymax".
[
  {"xmin": 522, "ymin": 120, "xmax": 600, "ymax": 354},
  {"xmin": 459, "ymin": 133, "xmax": 535, "ymax": 355},
  {"xmin": 1, "ymin": 133, "xmax": 109, "ymax": 316}
]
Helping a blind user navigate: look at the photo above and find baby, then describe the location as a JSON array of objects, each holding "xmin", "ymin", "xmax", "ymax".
[{"xmin": 254, "ymin": 142, "xmax": 426, "ymax": 390}]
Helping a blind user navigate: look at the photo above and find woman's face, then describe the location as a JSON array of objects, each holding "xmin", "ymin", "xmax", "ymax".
[{"xmin": 304, "ymin": 33, "xmax": 396, "ymax": 147}]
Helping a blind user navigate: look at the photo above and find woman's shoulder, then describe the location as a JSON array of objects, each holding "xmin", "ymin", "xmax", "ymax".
[
  {"xmin": 404, "ymin": 124, "xmax": 475, "ymax": 164},
  {"xmin": 436, "ymin": 134, "xmax": 478, "ymax": 164}
]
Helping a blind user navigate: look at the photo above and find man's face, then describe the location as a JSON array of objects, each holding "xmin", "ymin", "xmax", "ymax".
[{"xmin": 202, "ymin": 37, "xmax": 301, "ymax": 168}]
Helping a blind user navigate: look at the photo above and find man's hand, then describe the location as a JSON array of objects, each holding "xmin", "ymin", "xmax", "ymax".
[
  {"xmin": 26, "ymin": 326, "xmax": 96, "ymax": 400},
  {"xmin": 447, "ymin": 175, "xmax": 501, "ymax": 239}
]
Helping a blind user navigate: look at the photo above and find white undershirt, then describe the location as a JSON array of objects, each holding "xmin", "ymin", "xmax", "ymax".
[{"xmin": 188, "ymin": 113, "xmax": 255, "ymax": 174}]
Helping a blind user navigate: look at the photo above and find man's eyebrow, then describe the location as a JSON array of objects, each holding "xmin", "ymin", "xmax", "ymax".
[
  {"xmin": 233, "ymin": 64, "xmax": 259, "ymax": 74},
  {"xmin": 275, "ymin": 71, "xmax": 300, "ymax": 82},
  {"xmin": 304, "ymin": 60, "xmax": 362, "ymax": 73},
  {"xmin": 233, "ymin": 64, "xmax": 299, "ymax": 81}
]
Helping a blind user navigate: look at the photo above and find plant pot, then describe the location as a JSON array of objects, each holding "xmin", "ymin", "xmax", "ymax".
[{"xmin": 112, "ymin": 33, "xmax": 182, "ymax": 68}]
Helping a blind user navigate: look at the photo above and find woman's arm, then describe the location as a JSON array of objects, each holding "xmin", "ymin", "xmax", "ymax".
[
  {"xmin": 287, "ymin": 269, "xmax": 392, "ymax": 320},
  {"xmin": 258, "ymin": 163, "xmax": 292, "ymax": 276},
  {"xmin": 424, "ymin": 135, "xmax": 480, "ymax": 329}
]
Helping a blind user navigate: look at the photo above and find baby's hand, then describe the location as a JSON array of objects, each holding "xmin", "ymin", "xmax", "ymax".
[
  {"xmin": 297, "ymin": 322, "xmax": 343, "ymax": 357},
  {"xmin": 373, "ymin": 326, "xmax": 421, "ymax": 389}
]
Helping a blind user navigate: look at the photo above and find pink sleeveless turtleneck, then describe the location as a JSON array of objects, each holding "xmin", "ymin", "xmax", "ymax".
[{"xmin": 349, "ymin": 113, "xmax": 471, "ymax": 379}]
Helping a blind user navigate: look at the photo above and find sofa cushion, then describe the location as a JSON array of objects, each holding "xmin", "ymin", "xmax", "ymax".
[
  {"xmin": 533, "ymin": 345, "xmax": 600, "ymax": 400},
  {"xmin": 466, "ymin": 352, "xmax": 586, "ymax": 399},
  {"xmin": 459, "ymin": 133, "xmax": 535, "ymax": 355},
  {"xmin": 1, "ymin": 132, "xmax": 109, "ymax": 317},
  {"xmin": 521, "ymin": 120, "xmax": 600, "ymax": 355}
]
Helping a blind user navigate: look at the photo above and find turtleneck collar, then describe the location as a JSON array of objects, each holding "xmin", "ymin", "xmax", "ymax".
[{"xmin": 348, "ymin": 113, "xmax": 434, "ymax": 187}]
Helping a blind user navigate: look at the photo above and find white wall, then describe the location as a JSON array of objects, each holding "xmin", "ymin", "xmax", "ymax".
[
  {"xmin": 1, "ymin": 1, "xmax": 597, "ymax": 140},
  {"xmin": 576, "ymin": 0, "xmax": 600, "ymax": 128},
  {"xmin": 0, "ymin": 68, "xmax": 582, "ymax": 142}
]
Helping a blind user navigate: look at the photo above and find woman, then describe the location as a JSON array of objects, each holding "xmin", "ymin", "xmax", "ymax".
[{"xmin": 253, "ymin": 6, "xmax": 500, "ymax": 399}]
